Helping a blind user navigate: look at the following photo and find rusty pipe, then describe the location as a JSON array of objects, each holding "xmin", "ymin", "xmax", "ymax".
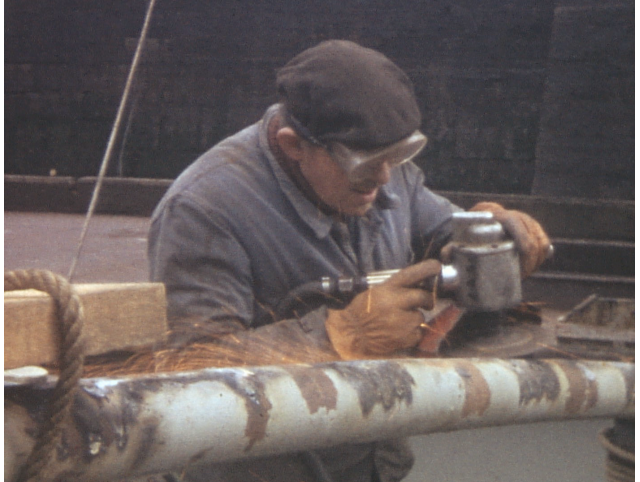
[{"xmin": 4, "ymin": 358, "xmax": 634, "ymax": 481}]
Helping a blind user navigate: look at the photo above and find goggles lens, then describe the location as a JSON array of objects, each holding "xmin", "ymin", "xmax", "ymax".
[{"xmin": 327, "ymin": 131, "xmax": 427, "ymax": 181}]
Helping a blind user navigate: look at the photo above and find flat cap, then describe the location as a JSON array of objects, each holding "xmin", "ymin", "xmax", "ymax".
[{"xmin": 276, "ymin": 40, "xmax": 421, "ymax": 149}]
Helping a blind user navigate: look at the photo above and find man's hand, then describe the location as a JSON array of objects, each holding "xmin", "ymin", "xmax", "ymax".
[
  {"xmin": 325, "ymin": 260, "xmax": 441, "ymax": 360},
  {"xmin": 469, "ymin": 202, "xmax": 551, "ymax": 279}
]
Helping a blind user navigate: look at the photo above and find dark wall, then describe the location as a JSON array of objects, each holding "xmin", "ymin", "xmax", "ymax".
[
  {"xmin": 532, "ymin": 1, "xmax": 635, "ymax": 199},
  {"xmin": 4, "ymin": 0, "xmax": 634, "ymax": 198}
]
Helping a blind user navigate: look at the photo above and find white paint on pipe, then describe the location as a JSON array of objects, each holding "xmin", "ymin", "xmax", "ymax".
[{"xmin": 4, "ymin": 358, "xmax": 634, "ymax": 481}]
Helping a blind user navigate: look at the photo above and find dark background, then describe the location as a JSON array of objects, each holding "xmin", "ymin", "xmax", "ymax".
[{"xmin": 4, "ymin": 0, "xmax": 634, "ymax": 199}]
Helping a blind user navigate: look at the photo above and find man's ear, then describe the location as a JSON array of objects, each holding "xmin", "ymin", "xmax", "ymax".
[{"xmin": 276, "ymin": 127, "xmax": 305, "ymax": 161}]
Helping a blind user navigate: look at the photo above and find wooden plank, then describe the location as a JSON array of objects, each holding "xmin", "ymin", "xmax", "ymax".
[{"xmin": 4, "ymin": 282, "xmax": 167, "ymax": 369}]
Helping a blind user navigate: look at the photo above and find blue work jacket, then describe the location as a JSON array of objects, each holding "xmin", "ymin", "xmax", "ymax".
[
  {"xmin": 149, "ymin": 105, "xmax": 456, "ymax": 329},
  {"xmin": 147, "ymin": 105, "xmax": 457, "ymax": 482}
]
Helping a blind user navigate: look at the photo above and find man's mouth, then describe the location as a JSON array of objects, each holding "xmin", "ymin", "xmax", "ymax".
[
  {"xmin": 350, "ymin": 184, "xmax": 379, "ymax": 202},
  {"xmin": 351, "ymin": 181, "xmax": 379, "ymax": 194}
]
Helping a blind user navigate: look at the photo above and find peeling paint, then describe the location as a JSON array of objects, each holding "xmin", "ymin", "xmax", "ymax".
[
  {"xmin": 219, "ymin": 371, "xmax": 273, "ymax": 451},
  {"xmin": 5, "ymin": 359, "xmax": 633, "ymax": 481},
  {"xmin": 622, "ymin": 365, "xmax": 635, "ymax": 410},
  {"xmin": 68, "ymin": 391, "xmax": 118, "ymax": 460},
  {"xmin": 328, "ymin": 361, "xmax": 414, "ymax": 416},
  {"xmin": 283, "ymin": 366, "xmax": 338, "ymax": 414},
  {"xmin": 455, "ymin": 362, "xmax": 491, "ymax": 417},
  {"xmin": 51, "ymin": 468, "xmax": 84, "ymax": 482},
  {"xmin": 188, "ymin": 449, "xmax": 209, "ymax": 467},
  {"xmin": 128, "ymin": 423, "xmax": 159, "ymax": 472},
  {"xmin": 513, "ymin": 360, "xmax": 561, "ymax": 406},
  {"xmin": 555, "ymin": 360, "xmax": 599, "ymax": 414}
]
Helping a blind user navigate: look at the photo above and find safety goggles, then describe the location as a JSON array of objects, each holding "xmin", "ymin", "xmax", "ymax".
[
  {"xmin": 325, "ymin": 130, "xmax": 428, "ymax": 182},
  {"xmin": 286, "ymin": 111, "xmax": 427, "ymax": 181}
]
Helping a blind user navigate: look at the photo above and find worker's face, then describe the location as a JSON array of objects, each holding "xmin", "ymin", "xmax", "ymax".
[{"xmin": 298, "ymin": 143, "xmax": 391, "ymax": 216}]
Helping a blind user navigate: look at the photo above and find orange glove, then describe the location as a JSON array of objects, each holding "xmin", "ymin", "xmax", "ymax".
[
  {"xmin": 469, "ymin": 202, "xmax": 551, "ymax": 278},
  {"xmin": 325, "ymin": 260, "xmax": 441, "ymax": 360}
]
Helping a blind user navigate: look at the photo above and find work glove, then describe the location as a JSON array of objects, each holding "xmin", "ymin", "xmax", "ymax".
[
  {"xmin": 325, "ymin": 260, "xmax": 441, "ymax": 360},
  {"xmin": 469, "ymin": 202, "xmax": 551, "ymax": 279}
]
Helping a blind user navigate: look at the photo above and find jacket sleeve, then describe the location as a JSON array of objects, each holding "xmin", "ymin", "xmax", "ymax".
[
  {"xmin": 148, "ymin": 192, "xmax": 340, "ymax": 358},
  {"xmin": 148, "ymin": 192, "xmax": 255, "ymax": 326}
]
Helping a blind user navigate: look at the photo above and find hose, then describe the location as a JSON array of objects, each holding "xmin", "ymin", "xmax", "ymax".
[{"xmin": 274, "ymin": 280, "xmax": 329, "ymax": 319}]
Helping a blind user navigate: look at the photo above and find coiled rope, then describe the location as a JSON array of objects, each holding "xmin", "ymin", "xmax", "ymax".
[
  {"xmin": 7, "ymin": 0, "xmax": 158, "ymax": 479},
  {"xmin": 5, "ymin": 269, "xmax": 85, "ymax": 482}
]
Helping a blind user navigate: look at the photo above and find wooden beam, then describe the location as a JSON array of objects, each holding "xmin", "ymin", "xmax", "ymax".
[{"xmin": 5, "ymin": 283, "xmax": 167, "ymax": 369}]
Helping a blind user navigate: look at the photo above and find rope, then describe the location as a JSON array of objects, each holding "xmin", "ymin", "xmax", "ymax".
[
  {"xmin": 5, "ymin": 269, "xmax": 85, "ymax": 482},
  {"xmin": 6, "ymin": 2, "xmax": 158, "ymax": 479},
  {"xmin": 67, "ymin": 0, "xmax": 158, "ymax": 281}
]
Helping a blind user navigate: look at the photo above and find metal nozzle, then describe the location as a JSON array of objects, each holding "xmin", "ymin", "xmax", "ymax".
[
  {"xmin": 440, "ymin": 265, "xmax": 459, "ymax": 291},
  {"xmin": 323, "ymin": 265, "xmax": 454, "ymax": 296}
]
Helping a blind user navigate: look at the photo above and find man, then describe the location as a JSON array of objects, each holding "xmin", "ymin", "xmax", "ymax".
[{"xmin": 148, "ymin": 40, "xmax": 550, "ymax": 482}]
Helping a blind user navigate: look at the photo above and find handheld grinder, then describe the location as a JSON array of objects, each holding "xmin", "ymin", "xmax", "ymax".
[{"xmin": 322, "ymin": 211, "xmax": 539, "ymax": 312}]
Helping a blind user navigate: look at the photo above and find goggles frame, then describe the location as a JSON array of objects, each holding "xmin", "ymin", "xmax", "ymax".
[
  {"xmin": 326, "ymin": 130, "xmax": 427, "ymax": 181},
  {"xmin": 286, "ymin": 111, "xmax": 428, "ymax": 181}
]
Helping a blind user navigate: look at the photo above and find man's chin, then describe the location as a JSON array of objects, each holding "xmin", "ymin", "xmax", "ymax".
[
  {"xmin": 345, "ymin": 202, "xmax": 375, "ymax": 217},
  {"xmin": 338, "ymin": 189, "xmax": 379, "ymax": 216}
]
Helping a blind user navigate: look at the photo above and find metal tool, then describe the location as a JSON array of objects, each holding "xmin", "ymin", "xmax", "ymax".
[{"xmin": 322, "ymin": 211, "xmax": 528, "ymax": 312}]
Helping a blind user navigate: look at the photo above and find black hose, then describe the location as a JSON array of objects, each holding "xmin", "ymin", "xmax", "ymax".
[
  {"xmin": 275, "ymin": 272, "xmax": 376, "ymax": 320},
  {"xmin": 274, "ymin": 280, "xmax": 329, "ymax": 319}
]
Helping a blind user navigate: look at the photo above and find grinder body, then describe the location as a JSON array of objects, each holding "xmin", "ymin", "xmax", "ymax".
[
  {"xmin": 319, "ymin": 211, "xmax": 523, "ymax": 312},
  {"xmin": 446, "ymin": 211, "xmax": 522, "ymax": 311}
]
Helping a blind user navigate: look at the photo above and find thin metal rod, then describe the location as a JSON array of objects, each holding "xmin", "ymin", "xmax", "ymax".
[
  {"xmin": 116, "ymin": 89, "xmax": 141, "ymax": 177},
  {"xmin": 67, "ymin": 0, "xmax": 158, "ymax": 281}
]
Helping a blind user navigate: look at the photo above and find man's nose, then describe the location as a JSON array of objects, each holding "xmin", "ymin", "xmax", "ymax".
[{"xmin": 370, "ymin": 161, "xmax": 391, "ymax": 185}]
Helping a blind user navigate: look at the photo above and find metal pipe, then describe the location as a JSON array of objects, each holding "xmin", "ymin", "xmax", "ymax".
[{"xmin": 5, "ymin": 358, "xmax": 634, "ymax": 481}]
